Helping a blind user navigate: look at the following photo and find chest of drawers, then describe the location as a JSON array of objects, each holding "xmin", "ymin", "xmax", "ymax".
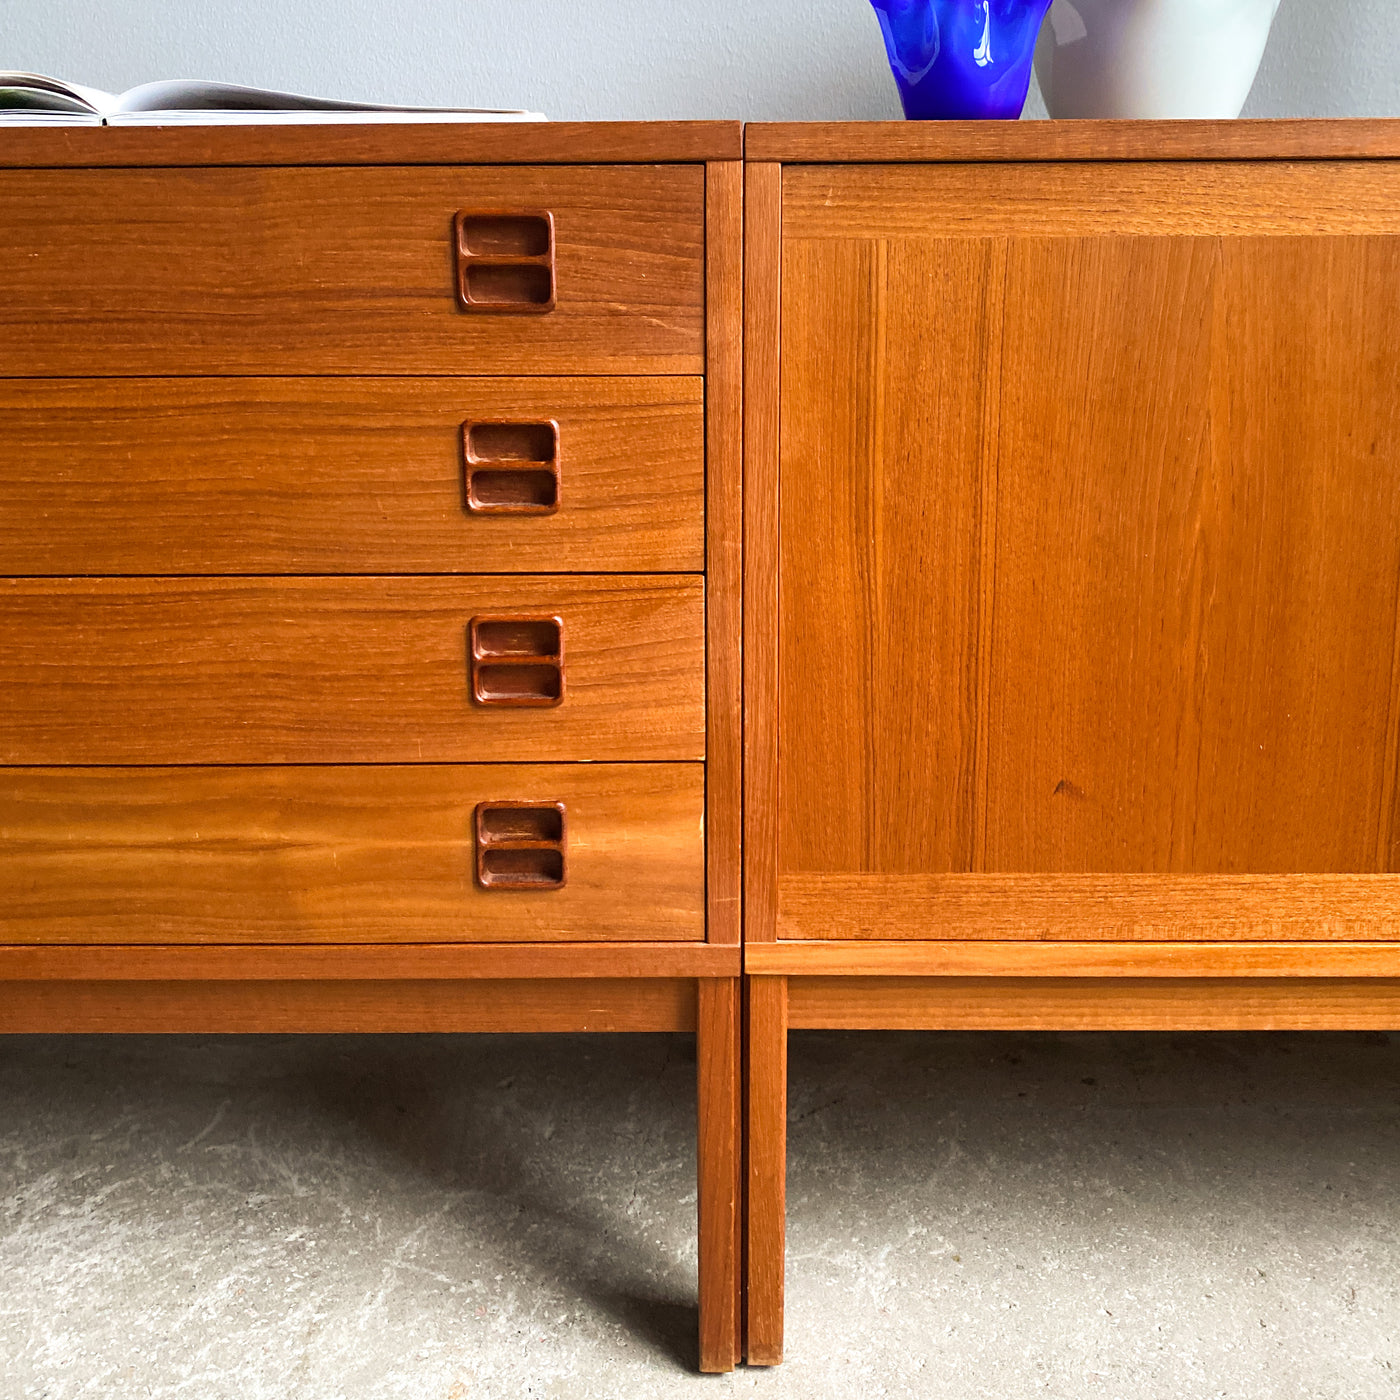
[
  {"xmin": 741, "ymin": 119, "xmax": 1400, "ymax": 1364},
  {"xmin": 0, "ymin": 121, "xmax": 743, "ymax": 1372}
]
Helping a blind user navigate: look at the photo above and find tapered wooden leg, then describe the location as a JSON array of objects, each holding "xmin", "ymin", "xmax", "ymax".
[
  {"xmin": 746, "ymin": 974, "xmax": 787, "ymax": 1365},
  {"xmin": 697, "ymin": 977, "xmax": 742, "ymax": 1372}
]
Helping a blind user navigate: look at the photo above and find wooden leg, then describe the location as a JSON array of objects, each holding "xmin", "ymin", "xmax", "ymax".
[
  {"xmin": 697, "ymin": 977, "xmax": 742, "ymax": 1372},
  {"xmin": 746, "ymin": 974, "xmax": 787, "ymax": 1365}
]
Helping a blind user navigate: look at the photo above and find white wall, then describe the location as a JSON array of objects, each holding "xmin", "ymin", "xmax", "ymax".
[{"xmin": 7, "ymin": 0, "xmax": 1398, "ymax": 120}]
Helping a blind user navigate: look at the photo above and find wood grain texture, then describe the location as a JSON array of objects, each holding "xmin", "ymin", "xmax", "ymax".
[
  {"xmin": 776, "ymin": 166, "xmax": 1400, "ymax": 879},
  {"xmin": 778, "ymin": 237, "xmax": 992, "ymax": 874},
  {"xmin": 748, "ymin": 940, "xmax": 1400, "ymax": 979},
  {"xmin": 777, "ymin": 874, "xmax": 1400, "ymax": 942},
  {"xmin": 985, "ymin": 233, "xmax": 1400, "ymax": 871},
  {"xmin": 705, "ymin": 161, "xmax": 744, "ymax": 949},
  {"xmin": 747, "ymin": 119, "xmax": 1400, "ymax": 164},
  {"xmin": 0, "ymin": 121, "xmax": 742, "ymax": 168},
  {"xmin": 0, "ymin": 764, "xmax": 704, "ymax": 945},
  {"xmin": 0, "ymin": 378, "xmax": 704, "ymax": 575},
  {"xmin": 0, "ymin": 166, "xmax": 703, "ymax": 376},
  {"xmin": 782, "ymin": 162, "xmax": 1400, "ymax": 241},
  {"xmin": 743, "ymin": 163, "xmax": 782, "ymax": 945},
  {"xmin": 786, "ymin": 976, "xmax": 1400, "ymax": 1030},
  {"xmin": 697, "ymin": 978, "xmax": 742, "ymax": 1372},
  {"xmin": 0, "ymin": 576, "xmax": 704, "ymax": 763},
  {"xmin": 745, "ymin": 975, "xmax": 787, "ymax": 1366},
  {"xmin": 0, "ymin": 942, "xmax": 739, "ymax": 980},
  {"xmin": 0, "ymin": 977, "xmax": 699, "ymax": 1033}
]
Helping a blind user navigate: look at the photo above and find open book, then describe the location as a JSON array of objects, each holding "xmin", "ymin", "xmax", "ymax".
[{"xmin": 0, "ymin": 72, "xmax": 545, "ymax": 125}]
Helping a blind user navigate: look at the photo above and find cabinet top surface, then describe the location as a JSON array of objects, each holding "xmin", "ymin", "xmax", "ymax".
[
  {"xmin": 0, "ymin": 120, "xmax": 742, "ymax": 168},
  {"xmin": 746, "ymin": 118, "xmax": 1400, "ymax": 164}
]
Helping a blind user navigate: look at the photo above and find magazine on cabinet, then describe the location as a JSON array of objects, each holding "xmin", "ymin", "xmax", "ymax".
[{"xmin": 0, "ymin": 72, "xmax": 545, "ymax": 125}]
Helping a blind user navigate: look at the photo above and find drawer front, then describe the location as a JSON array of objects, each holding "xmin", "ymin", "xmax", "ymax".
[
  {"xmin": 0, "ymin": 576, "xmax": 704, "ymax": 763},
  {"xmin": 0, "ymin": 378, "xmax": 704, "ymax": 574},
  {"xmin": 0, "ymin": 764, "xmax": 704, "ymax": 944},
  {"xmin": 0, "ymin": 165, "xmax": 704, "ymax": 375}
]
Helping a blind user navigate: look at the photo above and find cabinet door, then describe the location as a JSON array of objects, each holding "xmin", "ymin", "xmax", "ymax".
[{"xmin": 776, "ymin": 161, "xmax": 1400, "ymax": 938}]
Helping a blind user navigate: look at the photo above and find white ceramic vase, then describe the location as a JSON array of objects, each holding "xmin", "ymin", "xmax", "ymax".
[{"xmin": 1034, "ymin": 0, "xmax": 1283, "ymax": 119}]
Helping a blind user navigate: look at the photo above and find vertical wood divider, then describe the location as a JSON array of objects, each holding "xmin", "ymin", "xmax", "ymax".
[
  {"xmin": 744, "ymin": 161, "xmax": 782, "ymax": 944},
  {"xmin": 706, "ymin": 159, "xmax": 744, "ymax": 946}
]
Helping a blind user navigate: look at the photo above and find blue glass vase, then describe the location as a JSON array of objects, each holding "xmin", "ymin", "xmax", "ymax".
[{"xmin": 870, "ymin": 0, "xmax": 1053, "ymax": 120}]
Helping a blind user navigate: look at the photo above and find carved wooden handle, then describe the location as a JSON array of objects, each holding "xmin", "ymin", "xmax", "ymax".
[
  {"xmin": 468, "ymin": 615, "xmax": 564, "ymax": 706},
  {"xmin": 453, "ymin": 211, "xmax": 555, "ymax": 313},
  {"xmin": 462, "ymin": 420, "xmax": 560, "ymax": 515},
  {"xmin": 475, "ymin": 801, "xmax": 567, "ymax": 890}
]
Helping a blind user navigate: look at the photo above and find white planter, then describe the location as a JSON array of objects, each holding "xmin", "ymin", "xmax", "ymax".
[{"xmin": 1034, "ymin": 0, "xmax": 1283, "ymax": 119}]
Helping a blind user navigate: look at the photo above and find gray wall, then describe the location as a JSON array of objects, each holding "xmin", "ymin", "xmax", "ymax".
[{"xmin": 7, "ymin": 0, "xmax": 1399, "ymax": 120}]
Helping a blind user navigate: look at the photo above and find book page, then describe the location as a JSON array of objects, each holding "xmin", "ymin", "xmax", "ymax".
[
  {"xmin": 0, "ymin": 70, "xmax": 113, "ymax": 122},
  {"xmin": 111, "ymin": 79, "xmax": 542, "ymax": 120}
]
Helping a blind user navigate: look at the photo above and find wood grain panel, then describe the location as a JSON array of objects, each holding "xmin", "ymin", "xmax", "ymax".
[
  {"xmin": 0, "ymin": 764, "xmax": 703, "ymax": 945},
  {"xmin": 776, "ymin": 873, "xmax": 1400, "ymax": 941},
  {"xmin": 748, "ymin": 940, "xmax": 1400, "ymax": 979},
  {"xmin": 1, "ymin": 121, "xmax": 742, "ymax": 168},
  {"xmin": 0, "ymin": 378, "xmax": 704, "ymax": 574},
  {"xmin": 743, "ymin": 163, "xmax": 783, "ymax": 944},
  {"xmin": 986, "ymin": 234, "xmax": 1400, "ymax": 872},
  {"xmin": 0, "ymin": 576, "xmax": 704, "ymax": 763},
  {"xmin": 704, "ymin": 161, "xmax": 744, "ymax": 947},
  {"xmin": 0, "ymin": 166, "xmax": 703, "ymax": 376},
  {"xmin": 783, "ymin": 163, "xmax": 1400, "ymax": 241},
  {"xmin": 778, "ymin": 238, "xmax": 991, "ymax": 873},
  {"xmin": 747, "ymin": 119, "xmax": 1400, "ymax": 164},
  {"xmin": 777, "ymin": 173, "xmax": 1400, "ymax": 879},
  {"xmin": 787, "ymin": 976, "xmax": 1400, "ymax": 1031},
  {"xmin": 0, "ymin": 943, "xmax": 738, "ymax": 981},
  {"xmin": 0, "ymin": 978, "xmax": 698, "ymax": 1034}
]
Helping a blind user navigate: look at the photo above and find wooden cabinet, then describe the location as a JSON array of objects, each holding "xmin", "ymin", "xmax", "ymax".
[
  {"xmin": 743, "ymin": 120, "xmax": 1400, "ymax": 1365},
  {"xmin": 0, "ymin": 123, "xmax": 742, "ymax": 1372}
]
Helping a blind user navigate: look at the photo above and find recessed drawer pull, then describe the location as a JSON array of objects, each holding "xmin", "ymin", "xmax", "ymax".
[
  {"xmin": 469, "ymin": 614, "xmax": 564, "ymax": 707},
  {"xmin": 463, "ymin": 420, "xmax": 561, "ymax": 514},
  {"xmin": 475, "ymin": 801, "xmax": 567, "ymax": 890},
  {"xmin": 453, "ymin": 210, "xmax": 556, "ymax": 313}
]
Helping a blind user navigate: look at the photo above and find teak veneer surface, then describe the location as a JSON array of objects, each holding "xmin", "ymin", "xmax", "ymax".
[
  {"xmin": 785, "ymin": 976, "xmax": 1400, "ymax": 1031},
  {"xmin": 0, "ymin": 121, "xmax": 742, "ymax": 167},
  {"xmin": 0, "ymin": 943, "xmax": 739, "ymax": 981},
  {"xmin": 0, "ymin": 378, "xmax": 704, "ymax": 575},
  {"xmin": 0, "ymin": 165, "xmax": 703, "ymax": 376},
  {"xmin": 0, "ymin": 576, "xmax": 705, "ymax": 764},
  {"xmin": 0, "ymin": 977, "xmax": 700, "ymax": 1034},
  {"xmin": 746, "ymin": 118, "xmax": 1400, "ymax": 164},
  {"xmin": 775, "ymin": 875, "xmax": 1400, "ymax": 942},
  {"xmin": 778, "ymin": 161, "xmax": 1400, "ymax": 882},
  {"xmin": 704, "ymin": 160, "xmax": 744, "ymax": 950},
  {"xmin": 0, "ymin": 764, "xmax": 703, "ymax": 945},
  {"xmin": 782, "ymin": 161, "xmax": 1400, "ymax": 239},
  {"xmin": 747, "ymin": 940, "xmax": 1400, "ymax": 979}
]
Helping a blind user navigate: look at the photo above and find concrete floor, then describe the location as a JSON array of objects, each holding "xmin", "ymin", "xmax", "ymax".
[{"xmin": 2, "ymin": 1031, "xmax": 1398, "ymax": 1398}]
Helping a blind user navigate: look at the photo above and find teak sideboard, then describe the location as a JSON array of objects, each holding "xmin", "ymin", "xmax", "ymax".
[
  {"xmin": 742, "ymin": 120, "xmax": 1400, "ymax": 1364},
  {"xmin": 7, "ymin": 115, "xmax": 1400, "ymax": 1373},
  {"xmin": 0, "ymin": 122, "xmax": 744, "ymax": 1372}
]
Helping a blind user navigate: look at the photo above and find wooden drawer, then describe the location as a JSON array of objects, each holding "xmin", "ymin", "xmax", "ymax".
[
  {"xmin": 0, "ymin": 165, "xmax": 704, "ymax": 375},
  {"xmin": 0, "ymin": 378, "xmax": 704, "ymax": 574},
  {"xmin": 0, "ymin": 576, "xmax": 704, "ymax": 764},
  {"xmin": 0, "ymin": 764, "xmax": 704, "ymax": 944}
]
